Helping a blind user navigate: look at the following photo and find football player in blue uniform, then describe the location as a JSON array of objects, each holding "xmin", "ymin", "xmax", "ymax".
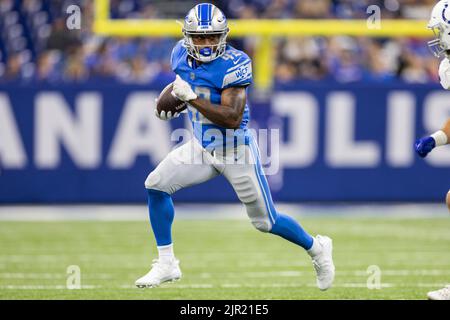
[
  {"xmin": 135, "ymin": 3, "xmax": 335, "ymax": 290},
  {"xmin": 415, "ymin": 0, "xmax": 450, "ymax": 300}
]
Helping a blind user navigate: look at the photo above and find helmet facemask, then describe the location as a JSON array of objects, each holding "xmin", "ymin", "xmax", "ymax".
[
  {"xmin": 183, "ymin": 30, "xmax": 229, "ymax": 63},
  {"xmin": 427, "ymin": 0, "xmax": 450, "ymax": 58},
  {"xmin": 428, "ymin": 24, "xmax": 450, "ymax": 58}
]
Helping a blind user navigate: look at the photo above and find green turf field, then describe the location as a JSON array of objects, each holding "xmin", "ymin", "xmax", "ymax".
[{"xmin": 0, "ymin": 217, "xmax": 449, "ymax": 299}]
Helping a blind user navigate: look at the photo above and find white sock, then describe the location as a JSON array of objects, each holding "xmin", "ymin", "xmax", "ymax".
[
  {"xmin": 307, "ymin": 237, "xmax": 322, "ymax": 257},
  {"xmin": 157, "ymin": 244, "xmax": 175, "ymax": 262},
  {"xmin": 431, "ymin": 130, "xmax": 448, "ymax": 146}
]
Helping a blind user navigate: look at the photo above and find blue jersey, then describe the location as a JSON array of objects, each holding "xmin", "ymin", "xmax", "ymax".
[{"xmin": 171, "ymin": 40, "xmax": 252, "ymax": 150}]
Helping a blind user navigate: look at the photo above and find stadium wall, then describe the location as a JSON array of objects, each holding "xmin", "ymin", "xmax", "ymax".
[{"xmin": 0, "ymin": 82, "xmax": 449, "ymax": 203}]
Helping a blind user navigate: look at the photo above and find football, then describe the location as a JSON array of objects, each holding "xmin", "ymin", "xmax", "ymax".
[{"xmin": 156, "ymin": 82, "xmax": 187, "ymax": 114}]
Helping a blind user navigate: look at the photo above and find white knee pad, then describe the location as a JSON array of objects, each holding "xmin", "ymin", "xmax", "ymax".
[
  {"xmin": 232, "ymin": 176, "xmax": 258, "ymax": 203},
  {"xmin": 242, "ymin": 192, "xmax": 273, "ymax": 233},
  {"xmin": 144, "ymin": 171, "xmax": 163, "ymax": 191},
  {"xmin": 250, "ymin": 218, "xmax": 272, "ymax": 233}
]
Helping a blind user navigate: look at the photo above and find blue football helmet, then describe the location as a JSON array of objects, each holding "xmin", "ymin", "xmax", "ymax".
[{"xmin": 182, "ymin": 3, "xmax": 229, "ymax": 63}]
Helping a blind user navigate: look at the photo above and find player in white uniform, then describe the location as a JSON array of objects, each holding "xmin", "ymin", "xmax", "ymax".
[
  {"xmin": 135, "ymin": 3, "xmax": 335, "ymax": 290},
  {"xmin": 414, "ymin": 0, "xmax": 450, "ymax": 300}
]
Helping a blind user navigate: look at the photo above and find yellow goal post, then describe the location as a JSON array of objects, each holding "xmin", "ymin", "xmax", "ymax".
[{"xmin": 93, "ymin": 0, "xmax": 431, "ymax": 90}]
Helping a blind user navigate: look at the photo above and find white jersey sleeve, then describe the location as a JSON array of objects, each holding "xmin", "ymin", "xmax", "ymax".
[{"xmin": 439, "ymin": 58, "xmax": 450, "ymax": 90}]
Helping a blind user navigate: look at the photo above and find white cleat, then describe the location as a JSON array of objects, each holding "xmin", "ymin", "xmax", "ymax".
[
  {"xmin": 311, "ymin": 235, "xmax": 335, "ymax": 291},
  {"xmin": 427, "ymin": 285, "xmax": 450, "ymax": 300},
  {"xmin": 135, "ymin": 258, "xmax": 182, "ymax": 288}
]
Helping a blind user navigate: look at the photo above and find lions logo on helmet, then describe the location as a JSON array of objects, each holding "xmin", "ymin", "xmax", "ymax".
[
  {"xmin": 183, "ymin": 3, "xmax": 229, "ymax": 62},
  {"xmin": 428, "ymin": 0, "xmax": 450, "ymax": 58}
]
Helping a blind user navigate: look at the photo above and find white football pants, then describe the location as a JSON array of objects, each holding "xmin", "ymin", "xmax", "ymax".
[{"xmin": 145, "ymin": 138, "xmax": 277, "ymax": 232}]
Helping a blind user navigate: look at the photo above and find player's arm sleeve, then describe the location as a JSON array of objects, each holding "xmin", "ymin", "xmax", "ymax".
[
  {"xmin": 439, "ymin": 58, "xmax": 450, "ymax": 90},
  {"xmin": 221, "ymin": 56, "xmax": 253, "ymax": 89},
  {"xmin": 170, "ymin": 40, "xmax": 185, "ymax": 72}
]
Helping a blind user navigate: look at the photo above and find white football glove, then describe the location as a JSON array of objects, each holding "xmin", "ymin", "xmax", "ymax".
[
  {"xmin": 439, "ymin": 58, "xmax": 450, "ymax": 90},
  {"xmin": 154, "ymin": 98, "xmax": 180, "ymax": 121},
  {"xmin": 171, "ymin": 74, "xmax": 198, "ymax": 102}
]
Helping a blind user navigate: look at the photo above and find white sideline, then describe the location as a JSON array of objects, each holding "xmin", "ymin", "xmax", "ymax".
[{"xmin": 0, "ymin": 203, "xmax": 448, "ymax": 221}]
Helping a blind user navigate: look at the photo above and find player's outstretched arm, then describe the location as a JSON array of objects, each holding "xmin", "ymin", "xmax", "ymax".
[
  {"xmin": 415, "ymin": 118, "xmax": 450, "ymax": 158},
  {"xmin": 172, "ymin": 75, "xmax": 246, "ymax": 129}
]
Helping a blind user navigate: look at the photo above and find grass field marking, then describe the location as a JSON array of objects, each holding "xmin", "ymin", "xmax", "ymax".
[
  {"xmin": 1, "ymin": 217, "xmax": 448, "ymax": 299},
  {"xmin": 220, "ymin": 284, "xmax": 242, "ymax": 288},
  {"xmin": 244, "ymin": 271, "xmax": 304, "ymax": 277},
  {"xmin": 192, "ymin": 269, "xmax": 450, "ymax": 279},
  {"xmin": 352, "ymin": 270, "xmax": 450, "ymax": 276},
  {"xmin": 2, "ymin": 282, "xmax": 448, "ymax": 291},
  {"xmin": 0, "ymin": 285, "xmax": 101, "ymax": 290},
  {"xmin": 119, "ymin": 284, "xmax": 215, "ymax": 289},
  {"xmin": 202, "ymin": 271, "xmax": 307, "ymax": 278},
  {"xmin": 332, "ymin": 283, "xmax": 393, "ymax": 288},
  {"xmin": 0, "ymin": 252, "xmax": 309, "ymax": 259},
  {"xmin": 119, "ymin": 283, "xmax": 389, "ymax": 289},
  {"xmin": 1, "ymin": 269, "xmax": 448, "ymax": 280},
  {"xmin": 218, "ymin": 283, "xmax": 395, "ymax": 288},
  {"xmin": 0, "ymin": 273, "xmax": 113, "ymax": 279},
  {"xmin": 1, "ymin": 284, "xmax": 216, "ymax": 290},
  {"xmin": 416, "ymin": 283, "xmax": 450, "ymax": 287},
  {"xmin": 236, "ymin": 261, "xmax": 308, "ymax": 267}
]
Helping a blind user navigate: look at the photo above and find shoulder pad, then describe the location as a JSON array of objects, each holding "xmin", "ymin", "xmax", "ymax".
[
  {"xmin": 220, "ymin": 48, "xmax": 252, "ymax": 89},
  {"xmin": 171, "ymin": 40, "xmax": 186, "ymax": 72},
  {"xmin": 439, "ymin": 58, "xmax": 450, "ymax": 90}
]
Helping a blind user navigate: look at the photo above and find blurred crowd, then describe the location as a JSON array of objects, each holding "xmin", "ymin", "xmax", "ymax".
[
  {"xmin": 0, "ymin": 0, "xmax": 441, "ymax": 85},
  {"xmin": 274, "ymin": 36, "xmax": 440, "ymax": 84}
]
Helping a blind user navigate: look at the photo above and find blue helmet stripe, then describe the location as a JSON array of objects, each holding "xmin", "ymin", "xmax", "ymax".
[
  {"xmin": 207, "ymin": 3, "xmax": 212, "ymax": 23},
  {"xmin": 204, "ymin": 4, "xmax": 209, "ymax": 25},
  {"xmin": 198, "ymin": 3, "xmax": 212, "ymax": 26},
  {"xmin": 443, "ymin": 4, "xmax": 450, "ymax": 24}
]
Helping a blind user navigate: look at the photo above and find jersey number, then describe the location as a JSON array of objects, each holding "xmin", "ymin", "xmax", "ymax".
[
  {"xmin": 222, "ymin": 51, "xmax": 243, "ymax": 63},
  {"xmin": 192, "ymin": 87, "xmax": 211, "ymax": 122}
]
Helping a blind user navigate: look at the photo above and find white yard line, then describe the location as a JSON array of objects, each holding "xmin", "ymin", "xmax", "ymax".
[
  {"xmin": 351, "ymin": 270, "xmax": 450, "ymax": 276},
  {"xmin": 0, "ymin": 273, "xmax": 112, "ymax": 279},
  {"xmin": 199, "ymin": 270, "xmax": 450, "ymax": 278},
  {"xmin": 0, "ymin": 285, "xmax": 101, "ymax": 290},
  {"xmin": 417, "ymin": 283, "xmax": 450, "ymax": 287}
]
